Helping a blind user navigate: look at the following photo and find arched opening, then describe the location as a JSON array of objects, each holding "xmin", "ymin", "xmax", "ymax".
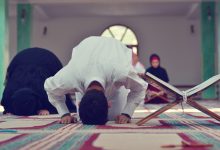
[{"xmin": 101, "ymin": 25, "xmax": 138, "ymax": 54}]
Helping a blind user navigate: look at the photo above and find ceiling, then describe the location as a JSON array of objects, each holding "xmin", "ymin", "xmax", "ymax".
[
  {"xmin": 40, "ymin": 2, "xmax": 197, "ymax": 17},
  {"xmin": 9, "ymin": 0, "xmax": 215, "ymax": 20}
]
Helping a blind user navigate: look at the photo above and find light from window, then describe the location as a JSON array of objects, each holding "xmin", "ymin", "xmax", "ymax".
[{"xmin": 101, "ymin": 25, "xmax": 138, "ymax": 54}]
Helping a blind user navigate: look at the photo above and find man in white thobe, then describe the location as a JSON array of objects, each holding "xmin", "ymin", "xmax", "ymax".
[{"xmin": 44, "ymin": 36, "xmax": 147, "ymax": 125}]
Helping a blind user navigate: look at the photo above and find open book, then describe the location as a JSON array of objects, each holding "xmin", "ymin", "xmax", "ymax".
[
  {"xmin": 136, "ymin": 72, "xmax": 220, "ymax": 125},
  {"xmin": 146, "ymin": 72, "xmax": 220, "ymax": 98}
]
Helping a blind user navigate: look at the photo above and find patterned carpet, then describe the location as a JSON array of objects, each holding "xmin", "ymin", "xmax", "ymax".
[{"xmin": 1, "ymin": 100, "xmax": 220, "ymax": 150}]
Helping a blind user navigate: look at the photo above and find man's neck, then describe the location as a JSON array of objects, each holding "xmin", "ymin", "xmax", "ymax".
[{"xmin": 87, "ymin": 81, "xmax": 104, "ymax": 92}]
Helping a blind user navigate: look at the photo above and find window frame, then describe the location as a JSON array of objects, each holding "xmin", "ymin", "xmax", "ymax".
[{"xmin": 101, "ymin": 24, "xmax": 139, "ymax": 55}]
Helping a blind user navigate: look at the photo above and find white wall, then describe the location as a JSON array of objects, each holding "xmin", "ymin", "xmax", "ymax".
[
  {"xmin": 9, "ymin": 18, "xmax": 17, "ymax": 61},
  {"xmin": 9, "ymin": 16, "xmax": 202, "ymax": 85}
]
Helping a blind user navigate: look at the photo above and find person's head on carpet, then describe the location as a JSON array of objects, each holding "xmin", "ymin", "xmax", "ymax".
[
  {"xmin": 79, "ymin": 88, "xmax": 108, "ymax": 125},
  {"xmin": 11, "ymin": 88, "xmax": 41, "ymax": 116}
]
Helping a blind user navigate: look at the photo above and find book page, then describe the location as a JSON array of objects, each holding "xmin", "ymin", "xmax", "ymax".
[
  {"xmin": 146, "ymin": 72, "xmax": 183, "ymax": 96},
  {"xmin": 185, "ymin": 74, "xmax": 220, "ymax": 97}
]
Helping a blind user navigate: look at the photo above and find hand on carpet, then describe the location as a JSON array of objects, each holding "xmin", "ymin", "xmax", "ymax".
[
  {"xmin": 5, "ymin": 113, "xmax": 13, "ymax": 115},
  {"xmin": 38, "ymin": 109, "xmax": 50, "ymax": 115},
  {"xmin": 115, "ymin": 114, "xmax": 131, "ymax": 124},
  {"xmin": 60, "ymin": 113, "xmax": 77, "ymax": 124}
]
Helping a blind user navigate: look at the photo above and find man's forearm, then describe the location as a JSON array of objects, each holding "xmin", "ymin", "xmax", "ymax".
[
  {"xmin": 122, "ymin": 90, "xmax": 146, "ymax": 117},
  {"xmin": 52, "ymin": 100, "xmax": 70, "ymax": 117}
]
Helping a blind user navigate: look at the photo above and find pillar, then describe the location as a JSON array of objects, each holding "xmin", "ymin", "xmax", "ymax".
[
  {"xmin": 0, "ymin": 0, "xmax": 8, "ymax": 98},
  {"xmin": 201, "ymin": 2, "xmax": 216, "ymax": 99}
]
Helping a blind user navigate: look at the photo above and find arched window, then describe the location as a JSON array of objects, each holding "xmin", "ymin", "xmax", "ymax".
[{"xmin": 101, "ymin": 25, "xmax": 138, "ymax": 54}]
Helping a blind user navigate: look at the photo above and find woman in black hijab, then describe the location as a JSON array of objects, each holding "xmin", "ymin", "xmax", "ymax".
[
  {"xmin": 1, "ymin": 47, "xmax": 76, "ymax": 116},
  {"xmin": 146, "ymin": 54, "xmax": 169, "ymax": 82},
  {"xmin": 145, "ymin": 54, "xmax": 169, "ymax": 104}
]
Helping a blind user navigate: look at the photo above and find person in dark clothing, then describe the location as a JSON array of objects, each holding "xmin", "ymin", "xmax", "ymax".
[
  {"xmin": 146, "ymin": 54, "xmax": 169, "ymax": 82},
  {"xmin": 145, "ymin": 54, "xmax": 169, "ymax": 104},
  {"xmin": 1, "ymin": 47, "xmax": 76, "ymax": 116}
]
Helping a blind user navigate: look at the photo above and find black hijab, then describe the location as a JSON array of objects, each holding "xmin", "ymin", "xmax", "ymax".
[
  {"xmin": 1, "ymin": 47, "xmax": 76, "ymax": 115},
  {"xmin": 146, "ymin": 54, "xmax": 169, "ymax": 82}
]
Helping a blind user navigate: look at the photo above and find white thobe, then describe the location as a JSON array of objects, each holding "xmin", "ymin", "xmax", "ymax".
[
  {"xmin": 134, "ymin": 62, "xmax": 145, "ymax": 74},
  {"xmin": 44, "ymin": 36, "xmax": 148, "ymax": 120}
]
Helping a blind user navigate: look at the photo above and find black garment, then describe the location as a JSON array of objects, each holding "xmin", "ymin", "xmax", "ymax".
[
  {"xmin": 146, "ymin": 67, "xmax": 169, "ymax": 82},
  {"xmin": 1, "ymin": 47, "xmax": 76, "ymax": 115}
]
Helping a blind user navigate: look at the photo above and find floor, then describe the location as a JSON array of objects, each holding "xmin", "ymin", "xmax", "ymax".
[{"xmin": 0, "ymin": 100, "xmax": 220, "ymax": 150}]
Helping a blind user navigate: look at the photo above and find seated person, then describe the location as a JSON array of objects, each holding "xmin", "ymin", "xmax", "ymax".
[
  {"xmin": 132, "ymin": 52, "xmax": 145, "ymax": 74},
  {"xmin": 1, "ymin": 47, "xmax": 76, "ymax": 116},
  {"xmin": 145, "ymin": 54, "xmax": 169, "ymax": 104}
]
